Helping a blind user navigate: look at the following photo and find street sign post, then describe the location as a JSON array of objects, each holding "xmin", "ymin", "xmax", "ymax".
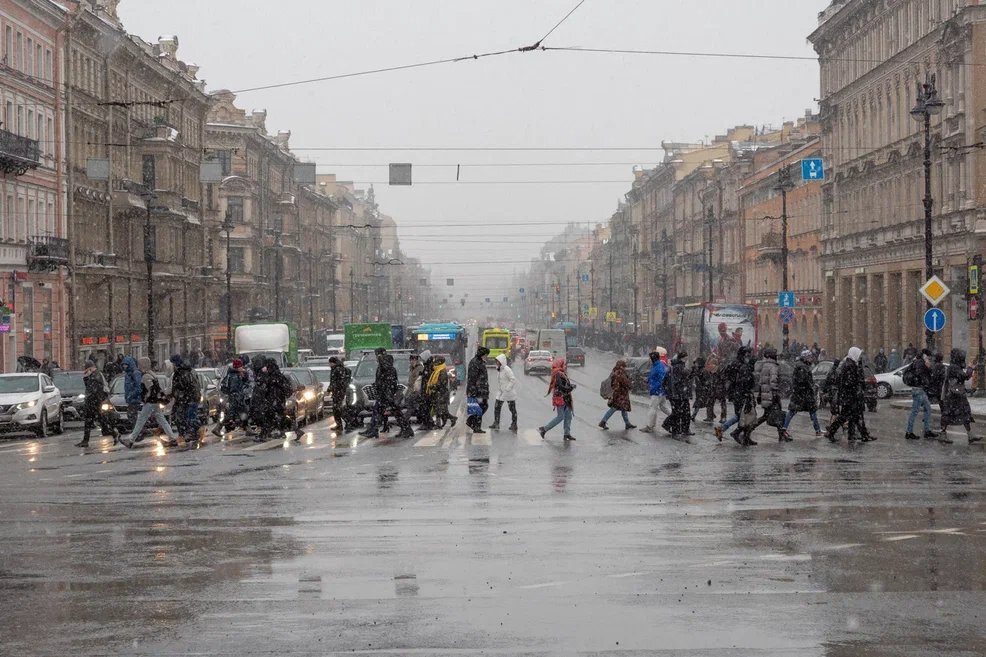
[
  {"xmin": 588, "ymin": 307, "xmax": 598, "ymax": 319},
  {"xmin": 924, "ymin": 308, "xmax": 946, "ymax": 333},
  {"xmin": 778, "ymin": 291, "xmax": 796, "ymax": 308},
  {"xmin": 919, "ymin": 275, "xmax": 950, "ymax": 306},
  {"xmin": 801, "ymin": 158, "xmax": 825, "ymax": 181},
  {"xmin": 779, "ymin": 308, "xmax": 795, "ymax": 325},
  {"xmin": 605, "ymin": 311, "xmax": 617, "ymax": 323},
  {"xmin": 580, "ymin": 273, "xmax": 590, "ymax": 283}
]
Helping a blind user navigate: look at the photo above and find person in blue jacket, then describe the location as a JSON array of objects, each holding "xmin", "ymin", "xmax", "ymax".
[{"xmin": 639, "ymin": 348, "xmax": 670, "ymax": 433}]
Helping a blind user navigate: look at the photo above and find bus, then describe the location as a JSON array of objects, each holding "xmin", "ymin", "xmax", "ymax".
[
  {"xmin": 481, "ymin": 328, "xmax": 511, "ymax": 366},
  {"xmin": 410, "ymin": 322, "xmax": 468, "ymax": 381},
  {"xmin": 676, "ymin": 303, "xmax": 757, "ymax": 361},
  {"xmin": 553, "ymin": 321, "xmax": 579, "ymax": 348}
]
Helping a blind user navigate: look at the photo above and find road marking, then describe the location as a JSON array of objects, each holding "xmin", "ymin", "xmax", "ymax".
[
  {"xmin": 521, "ymin": 430, "xmax": 543, "ymax": 445},
  {"xmin": 882, "ymin": 534, "xmax": 919, "ymax": 542},
  {"xmin": 414, "ymin": 433, "xmax": 444, "ymax": 447},
  {"xmin": 470, "ymin": 432, "xmax": 491, "ymax": 446}
]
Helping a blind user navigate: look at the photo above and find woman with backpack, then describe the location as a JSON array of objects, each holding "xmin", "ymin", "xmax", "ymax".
[
  {"xmin": 940, "ymin": 348, "xmax": 981, "ymax": 444},
  {"xmin": 538, "ymin": 358, "xmax": 576, "ymax": 441},
  {"xmin": 598, "ymin": 360, "xmax": 635, "ymax": 431}
]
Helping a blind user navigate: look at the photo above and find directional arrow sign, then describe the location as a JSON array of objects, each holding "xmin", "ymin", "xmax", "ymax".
[{"xmin": 924, "ymin": 308, "xmax": 946, "ymax": 333}]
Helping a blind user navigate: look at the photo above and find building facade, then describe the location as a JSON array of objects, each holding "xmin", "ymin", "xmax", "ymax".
[
  {"xmin": 0, "ymin": 0, "xmax": 67, "ymax": 371},
  {"xmin": 810, "ymin": 0, "xmax": 986, "ymax": 357}
]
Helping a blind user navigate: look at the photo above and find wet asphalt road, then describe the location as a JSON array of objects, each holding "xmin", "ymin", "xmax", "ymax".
[{"xmin": 2, "ymin": 350, "xmax": 986, "ymax": 656}]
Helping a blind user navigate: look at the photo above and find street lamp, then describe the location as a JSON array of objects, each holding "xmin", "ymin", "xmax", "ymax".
[
  {"xmin": 911, "ymin": 73, "xmax": 944, "ymax": 349},
  {"xmin": 773, "ymin": 164, "xmax": 795, "ymax": 354},
  {"xmin": 140, "ymin": 188, "xmax": 156, "ymax": 363},
  {"xmin": 221, "ymin": 208, "xmax": 234, "ymax": 355},
  {"xmin": 272, "ymin": 233, "xmax": 284, "ymax": 321}
]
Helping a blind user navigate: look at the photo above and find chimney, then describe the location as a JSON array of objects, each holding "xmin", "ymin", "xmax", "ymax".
[
  {"xmin": 276, "ymin": 130, "xmax": 291, "ymax": 148},
  {"xmin": 158, "ymin": 35, "xmax": 179, "ymax": 59},
  {"xmin": 186, "ymin": 63, "xmax": 199, "ymax": 77},
  {"xmin": 251, "ymin": 109, "xmax": 267, "ymax": 130}
]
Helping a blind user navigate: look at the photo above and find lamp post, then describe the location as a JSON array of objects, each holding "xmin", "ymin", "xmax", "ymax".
[
  {"xmin": 142, "ymin": 190, "xmax": 156, "ymax": 363},
  {"xmin": 629, "ymin": 225, "xmax": 639, "ymax": 335},
  {"xmin": 705, "ymin": 204, "xmax": 714, "ymax": 305},
  {"xmin": 271, "ymin": 233, "xmax": 284, "ymax": 321},
  {"xmin": 911, "ymin": 74, "xmax": 944, "ymax": 350},
  {"xmin": 774, "ymin": 164, "xmax": 795, "ymax": 354},
  {"xmin": 349, "ymin": 268, "xmax": 355, "ymax": 324},
  {"xmin": 221, "ymin": 209, "xmax": 234, "ymax": 354}
]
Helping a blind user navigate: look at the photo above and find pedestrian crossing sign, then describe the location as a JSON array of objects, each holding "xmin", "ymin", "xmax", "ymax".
[{"xmin": 919, "ymin": 275, "xmax": 950, "ymax": 307}]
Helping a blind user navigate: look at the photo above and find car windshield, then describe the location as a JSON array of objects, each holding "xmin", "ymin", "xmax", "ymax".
[
  {"xmin": 530, "ymin": 351, "xmax": 551, "ymax": 359},
  {"xmin": 355, "ymin": 358, "xmax": 412, "ymax": 379},
  {"xmin": 0, "ymin": 376, "xmax": 40, "ymax": 394},
  {"xmin": 310, "ymin": 369, "xmax": 332, "ymax": 383},
  {"xmin": 485, "ymin": 336, "xmax": 509, "ymax": 349},
  {"xmin": 53, "ymin": 372, "xmax": 85, "ymax": 394},
  {"xmin": 283, "ymin": 369, "xmax": 313, "ymax": 385},
  {"xmin": 326, "ymin": 337, "xmax": 344, "ymax": 349}
]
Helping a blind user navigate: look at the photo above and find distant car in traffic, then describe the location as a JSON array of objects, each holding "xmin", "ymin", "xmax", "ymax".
[
  {"xmin": 0, "ymin": 372, "xmax": 64, "ymax": 437},
  {"xmin": 283, "ymin": 367, "xmax": 324, "ymax": 424},
  {"xmin": 566, "ymin": 347, "xmax": 586, "ymax": 367},
  {"xmin": 350, "ymin": 351, "xmax": 413, "ymax": 422},
  {"xmin": 52, "ymin": 370, "xmax": 86, "ymax": 422},
  {"xmin": 523, "ymin": 350, "xmax": 553, "ymax": 375}
]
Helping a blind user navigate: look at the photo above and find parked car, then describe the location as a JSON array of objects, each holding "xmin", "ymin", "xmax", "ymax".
[
  {"xmin": 52, "ymin": 370, "xmax": 86, "ymax": 422},
  {"xmin": 283, "ymin": 367, "xmax": 324, "ymax": 424},
  {"xmin": 566, "ymin": 346, "xmax": 586, "ymax": 367},
  {"xmin": 350, "ymin": 351, "xmax": 412, "ymax": 421},
  {"xmin": 813, "ymin": 359, "xmax": 878, "ymax": 412},
  {"xmin": 308, "ymin": 366, "xmax": 333, "ymax": 412},
  {"xmin": 0, "ymin": 373, "xmax": 64, "ymax": 437},
  {"xmin": 523, "ymin": 350, "xmax": 553, "ymax": 375}
]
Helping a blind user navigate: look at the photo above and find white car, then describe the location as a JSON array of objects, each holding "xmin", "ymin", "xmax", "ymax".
[
  {"xmin": 875, "ymin": 362, "xmax": 970, "ymax": 398},
  {"xmin": 0, "ymin": 372, "xmax": 64, "ymax": 437},
  {"xmin": 523, "ymin": 350, "xmax": 553, "ymax": 375}
]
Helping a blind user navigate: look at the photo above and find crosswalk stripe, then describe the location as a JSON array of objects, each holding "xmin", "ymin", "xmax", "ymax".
[
  {"xmin": 521, "ymin": 430, "xmax": 544, "ymax": 446},
  {"xmin": 413, "ymin": 433, "xmax": 444, "ymax": 447},
  {"xmin": 471, "ymin": 432, "xmax": 492, "ymax": 446}
]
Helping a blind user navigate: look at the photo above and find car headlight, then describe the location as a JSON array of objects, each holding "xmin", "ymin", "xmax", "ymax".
[
  {"xmin": 303, "ymin": 390, "xmax": 316, "ymax": 401},
  {"xmin": 348, "ymin": 383, "xmax": 356, "ymax": 392},
  {"xmin": 100, "ymin": 402, "xmax": 111, "ymax": 412},
  {"xmin": 75, "ymin": 393, "xmax": 86, "ymax": 401},
  {"xmin": 199, "ymin": 394, "xmax": 205, "ymax": 403},
  {"xmin": 13, "ymin": 400, "xmax": 37, "ymax": 411}
]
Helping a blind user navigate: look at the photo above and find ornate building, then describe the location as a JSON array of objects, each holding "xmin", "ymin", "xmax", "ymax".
[
  {"xmin": 0, "ymin": 0, "xmax": 67, "ymax": 371},
  {"xmin": 810, "ymin": 0, "xmax": 986, "ymax": 357}
]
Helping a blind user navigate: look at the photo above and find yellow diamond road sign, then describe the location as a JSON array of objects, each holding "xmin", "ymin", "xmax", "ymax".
[{"xmin": 920, "ymin": 275, "xmax": 950, "ymax": 307}]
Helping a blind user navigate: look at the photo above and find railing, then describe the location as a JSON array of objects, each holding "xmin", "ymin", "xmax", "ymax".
[
  {"xmin": 27, "ymin": 236, "xmax": 69, "ymax": 272},
  {"xmin": 0, "ymin": 128, "xmax": 40, "ymax": 175},
  {"xmin": 757, "ymin": 231, "xmax": 784, "ymax": 261}
]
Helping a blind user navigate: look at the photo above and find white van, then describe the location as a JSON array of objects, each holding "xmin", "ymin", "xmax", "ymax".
[{"xmin": 536, "ymin": 329, "xmax": 566, "ymax": 361}]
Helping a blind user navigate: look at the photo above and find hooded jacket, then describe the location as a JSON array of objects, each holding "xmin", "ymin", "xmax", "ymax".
[
  {"xmin": 756, "ymin": 350, "xmax": 780, "ymax": 405},
  {"xmin": 376, "ymin": 354, "xmax": 400, "ymax": 404},
  {"xmin": 467, "ymin": 348, "xmax": 490, "ymax": 398},
  {"xmin": 169, "ymin": 356, "xmax": 200, "ymax": 405},
  {"xmin": 494, "ymin": 353, "xmax": 518, "ymax": 402},
  {"xmin": 122, "ymin": 356, "xmax": 142, "ymax": 405},
  {"xmin": 836, "ymin": 347, "xmax": 866, "ymax": 413},
  {"xmin": 647, "ymin": 355, "xmax": 668, "ymax": 396}
]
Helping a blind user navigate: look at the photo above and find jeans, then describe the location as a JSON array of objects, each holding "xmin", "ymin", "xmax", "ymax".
[
  {"xmin": 543, "ymin": 405, "xmax": 572, "ymax": 435},
  {"xmin": 600, "ymin": 407, "xmax": 630, "ymax": 426},
  {"xmin": 721, "ymin": 399, "xmax": 746, "ymax": 431},
  {"xmin": 907, "ymin": 388, "xmax": 932, "ymax": 434},
  {"xmin": 128, "ymin": 402, "xmax": 177, "ymax": 442},
  {"xmin": 784, "ymin": 409, "xmax": 820, "ymax": 433},
  {"xmin": 646, "ymin": 394, "xmax": 669, "ymax": 428}
]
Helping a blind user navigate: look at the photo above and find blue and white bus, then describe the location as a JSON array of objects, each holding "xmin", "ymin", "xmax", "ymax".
[{"xmin": 410, "ymin": 322, "xmax": 468, "ymax": 382}]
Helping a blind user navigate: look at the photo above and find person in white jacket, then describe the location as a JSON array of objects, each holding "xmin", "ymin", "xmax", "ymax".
[{"xmin": 490, "ymin": 353, "xmax": 518, "ymax": 431}]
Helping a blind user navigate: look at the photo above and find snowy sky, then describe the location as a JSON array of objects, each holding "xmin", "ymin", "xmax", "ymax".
[{"xmin": 119, "ymin": 0, "xmax": 830, "ymax": 300}]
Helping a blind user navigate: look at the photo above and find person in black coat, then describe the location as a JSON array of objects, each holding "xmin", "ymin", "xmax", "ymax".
[
  {"xmin": 253, "ymin": 359, "xmax": 293, "ymax": 442},
  {"xmin": 940, "ymin": 348, "xmax": 981, "ymax": 444},
  {"xmin": 328, "ymin": 357, "xmax": 354, "ymax": 434},
  {"xmin": 74, "ymin": 360, "xmax": 119, "ymax": 447},
  {"xmin": 466, "ymin": 346, "xmax": 490, "ymax": 433},
  {"xmin": 715, "ymin": 346, "xmax": 757, "ymax": 445},
  {"xmin": 689, "ymin": 357, "xmax": 714, "ymax": 423},
  {"xmin": 784, "ymin": 350, "xmax": 821, "ymax": 437},
  {"xmin": 362, "ymin": 353, "xmax": 413, "ymax": 439},
  {"xmin": 661, "ymin": 352, "xmax": 693, "ymax": 440},
  {"xmin": 825, "ymin": 347, "xmax": 873, "ymax": 443}
]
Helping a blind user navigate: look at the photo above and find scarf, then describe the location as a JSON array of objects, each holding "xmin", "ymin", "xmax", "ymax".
[{"xmin": 426, "ymin": 362, "xmax": 446, "ymax": 393}]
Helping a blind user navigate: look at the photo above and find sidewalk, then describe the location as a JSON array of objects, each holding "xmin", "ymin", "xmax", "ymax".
[{"xmin": 890, "ymin": 397, "xmax": 986, "ymax": 420}]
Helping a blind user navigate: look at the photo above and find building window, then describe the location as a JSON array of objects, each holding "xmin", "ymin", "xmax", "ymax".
[
  {"xmin": 4, "ymin": 27, "xmax": 11, "ymax": 66},
  {"xmin": 15, "ymin": 105, "xmax": 22, "ymax": 134},
  {"xmin": 15, "ymin": 32, "xmax": 21, "ymax": 70},
  {"xmin": 218, "ymin": 149, "xmax": 232, "ymax": 176},
  {"xmin": 44, "ymin": 49, "xmax": 51, "ymax": 83},
  {"xmin": 227, "ymin": 196, "xmax": 244, "ymax": 223},
  {"xmin": 21, "ymin": 286, "xmax": 33, "ymax": 358},
  {"xmin": 228, "ymin": 247, "xmax": 245, "ymax": 273},
  {"xmin": 34, "ymin": 44, "xmax": 41, "ymax": 78},
  {"xmin": 25, "ymin": 38, "xmax": 32, "ymax": 75}
]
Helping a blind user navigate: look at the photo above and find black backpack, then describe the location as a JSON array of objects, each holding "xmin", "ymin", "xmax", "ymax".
[{"xmin": 901, "ymin": 361, "xmax": 920, "ymax": 387}]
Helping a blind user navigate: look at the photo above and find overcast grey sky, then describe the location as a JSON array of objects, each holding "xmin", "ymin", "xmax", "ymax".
[{"xmin": 120, "ymin": 0, "xmax": 829, "ymax": 298}]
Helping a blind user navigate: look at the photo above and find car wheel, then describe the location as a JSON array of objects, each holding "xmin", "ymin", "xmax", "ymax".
[
  {"xmin": 877, "ymin": 382, "xmax": 892, "ymax": 399},
  {"xmin": 35, "ymin": 410, "xmax": 48, "ymax": 438},
  {"xmin": 53, "ymin": 410, "xmax": 64, "ymax": 435}
]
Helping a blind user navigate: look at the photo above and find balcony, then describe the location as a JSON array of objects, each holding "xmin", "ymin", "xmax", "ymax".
[
  {"xmin": 27, "ymin": 236, "xmax": 69, "ymax": 272},
  {"xmin": 0, "ymin": 128, "xmax": 41, "ymax": 176},
  {"xmin": 757, "ymin": 231, "xmax": 784, "ymax": 263}
]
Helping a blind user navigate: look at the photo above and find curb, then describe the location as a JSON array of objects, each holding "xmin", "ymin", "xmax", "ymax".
[{"xmin": 889, "ymin": 399, "xmax": 986, "ymax": 421}]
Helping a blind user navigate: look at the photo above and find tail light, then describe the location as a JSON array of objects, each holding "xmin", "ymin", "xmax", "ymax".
[{"xmin": 867, "ymin": 376, "xmax": 877, "ymax": 385}]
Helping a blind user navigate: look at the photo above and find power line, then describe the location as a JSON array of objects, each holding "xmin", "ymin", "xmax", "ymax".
[{"xmin": 524, "ymin": 0, "xmax": 588, "ymax": 51}]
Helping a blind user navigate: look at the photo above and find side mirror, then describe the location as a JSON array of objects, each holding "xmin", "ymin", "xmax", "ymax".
[{"xmin": 43, "ymin": 385, "xmax": 55, "ymax": 393}]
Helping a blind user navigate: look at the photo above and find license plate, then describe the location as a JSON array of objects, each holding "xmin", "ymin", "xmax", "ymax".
[{"xmin": 0, "ymin": 414, "xmax": 12, "ymax": 422}]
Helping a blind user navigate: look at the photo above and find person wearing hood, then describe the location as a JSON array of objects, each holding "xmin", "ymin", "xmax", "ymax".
[
  {"xmin": 215, "ymin": 358, "xmax": 249, "ymax": 436},
  {"xmin": 120, "ymin": 355, "xmax": 143, "ymax": 430},
  {"xmin": 416, "ymin": 350, "xmax": 435, "ymax": 429},
  {"xmin": 785, "ymin": 350, "xmax": 821, "ymax": 437},
  {"xmin": 406, "ymin": 352, "xmax": 426, "ymax": 426},
  {"xmin": 887, "ymin": 348, "xmax": 901, "ymax": 371},
  {"xmin": 690, "ymin": 356, "xmax": 714, "ymax": 423},
  {"xmin": 715, "ymin": 345, "xmax": 758, "ymax": 446},
  {"xmin": 168, "ymin": 354, "xmax": 202, "ymax": 445},
  {"xmin": 490, "ymin": 353, "xmax": 518, "ymax": 431},
  {"xmin": 661, "ymin": 351, "xmax": 693, "ymax": 440},
  {"xmin": 253, "ymin": 358, "xmax": 294, "ymax": 442},
  {"xmin": 824, "ymin": 346, "xmax": 873, "ymax": 443},
  {"xmin": 121, "ymin": 357, "xmax": 179, "ymax": 449},
  {"xmin": 598, "ymin": 359, "xmax": 635, "ymax": 431},
  {"xmin": 75, "ymin": 359, "xmax": 118, "ymax": 448},
  {"xmin": 639, "ymin": 348, "xmax": 670, "ymax": 433},
  {"xmin": 738, "ymin": 346, "xmax": 788, "ymax": 444},
  {"xmin": 362, "ymin": 352, "xmax": 413, "ymax": 439},
  {"xmin": 425, "ymin": 355, "xmax": 457, "ymax": 428},
  {"xmin": 873, "ymin": 348, "xmax": 888, "ymax": 374},
  {"xmin": 326, "ymin": 357, "xmax": 354, "ymax": 434},
  {"xmin": 538, "ymin": 357, "xmax": 576, "ymax": 441},
  {"xmin": 939, "ymin": 348, "xmax": 980, "ymax": 444},
  {"xmin": 466, "ymin": 346, "xmax": 490, "ymax": 433}
]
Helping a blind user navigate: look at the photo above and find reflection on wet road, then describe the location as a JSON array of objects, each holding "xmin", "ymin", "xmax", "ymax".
[{"xmin": 1, "ymin": 349, "xmax": 985, "ymax": 655}]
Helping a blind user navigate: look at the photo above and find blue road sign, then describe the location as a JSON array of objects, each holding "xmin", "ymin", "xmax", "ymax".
[
  {"xmin": 580, "ymin": 273, "xmax": 590, "ymax": 283},
  {"xmin": 801, "ymin": 158, "xmax": 824, "ymax": 181},
  {"xmin": 779, "ymin": 307, "xmax": 796, "ymax": 325},
  {"xmin": 924, "ymin": 308, "xmax": 946, "ymax": 333},
  {"xmin": 519, "ymin": 287, "xmax": 525, "ymax": 294},
  {"xmin": 778, "ymin": 291, "xmax": 796, "ymax": 308}
]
